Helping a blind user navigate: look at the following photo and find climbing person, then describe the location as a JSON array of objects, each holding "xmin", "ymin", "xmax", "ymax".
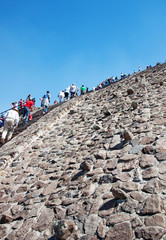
[
  {"xmin": 64, "ymin": 86, "xmax": 70, "ymax": 100},
  {"xmin": 0, "ymin": 117, "xmax": 4, "ymax": 128},
  {"xmin": 46, "ymin": 91, "xmax": 51, "ymax": 103},
  {"xmin": 80, "ymin": 85, "xmax": 86, "ymax": 95},
  {"xmin": 42, "ymin": 94, "xmax": 49, "ymax": 114},
  {"xmin": 1, "ymin": 107, "xmax": 19, "ymax": 144},
  {"xmin": 26, "ymin": 94, "xmax": 32, "ymax": 102},
  {"xmin": 40, "ymin": 96, "xmax": 45, "ymax": 107},
  {"xmin": 70, "ymin": 83, "xmax": 76, "ymax": 98},
  {"xmin": 18, "ymin": 99, "xmax": 24, "ymax": 109},
  {"xmin": 22, "ymin": 98, "xmax": 35, "ymax": 124},
  {"xmin": 58, "ymin": 90, "xmax": 65, "ymax": 103}
]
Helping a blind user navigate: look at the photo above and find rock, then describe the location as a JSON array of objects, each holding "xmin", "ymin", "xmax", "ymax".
[
  {"xmin": 130, "ymin": 191, "xmax": 145, "ymax": 202},
  {"xmin": 32, "ymin": 207, "xmax": 54, "ymax": 232},
  {"xmin": 156, "ymin": 151, "xmax": 166, "ymax": 161},
  {"xmin": 82, "ymin": 183, "xmax": 96, "ymax": 197},
  {"xmin": 131, "ymin": 215, "xmax": 143, "ymax": 228},
  {"xmin": 54, "ymin": 206, "xmax": 66, "ymax": 220},
  {"xmin": 140, "ymin": 137, "xmax": 154, "ymax": 145},
  {"xmin": 144, "ymin": 214, "xmax": 165, "ymax": 227},
  {"xmin": 99, "ymin": 199, "xmax": 116, "ymax": 217},
  {"xmin": 99, "ymin": 175, "xmax": 113, "ymax": 184},
  {"xmin": 104, "ymin": 159, "xmax": 117, "ymax": 171},
  {"xmin": 142, "ymin": 179, "xmax": 160, "ymax": 194},
  {"xmin": 142, "ymin": 145, "xmax": 155, "ymax": 154},
  {"xmin": 53, "ymin": 220, "xmax": 77, "ymax": 240},
  {"xmin": 139, "ymin": 155, "xmax": 157, "ymax": 168},
  {"xmin": 142, "ymin": 167, "xmax": 158, "ymax": 179},
  {"xmin": 80, "ymin": 160, "xmax": 93, "ymax": 172},
  {"xmin": 128, "ymin": 145, "xmax": 144, "ymax": 154},
  {"xmin": 81, "ymin": 236, "xmax": 98, "ymax": 240},
  {"xmin": 84, "ymin": 214, "xmax": 100, "ymax": 235},
  {"xmin": 106, "ymin": 213, "xmax": 130, "ymax": 226},
  {"xmin": 121, "ymin": 198, "xmax": 138, "ymax": 214},
  {"xmin": 111, "ymin": 187, "xmax": 127, "ymax": 199},
  {"xmin": 158, "ymin": 161, "xmax": 166, "ymax": 174},
  {"xmin": 94, "ymin": 150, "xmax": 107, "ymax": 160},
  {"xmin": 97, "ymin": 220, "xmax": 107, "ymax": 239},
  {"xmin": 140, "ymin": 194, "xmax": 161, "ymax": 215},
  {"xmin": 127, "ymin": 88, "xmax": 134, "ymax": 95},
  {"xmin": 122, "ymin": 130, "xmax": 134, "ymax": 141},
  {"xmin": 135, "ymin": 226, "xmax": 166, "ymax": 240},
  {"xmin": 106, "ymin": 222, "xmax": 132, "ymax": 240},
  {"xmin": 131, "ymin": 101, "xmax": 137, "ymax": 110}
]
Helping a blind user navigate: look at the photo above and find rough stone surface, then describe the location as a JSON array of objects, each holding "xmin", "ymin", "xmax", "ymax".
[{"xmin": 0, "ymin": 63, "xmax": 166, "ymax": 239}]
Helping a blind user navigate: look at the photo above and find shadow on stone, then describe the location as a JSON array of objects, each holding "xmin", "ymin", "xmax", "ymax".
[
  {"xmin": 71, "ymin": 171, "xmax": 84, "ymax": 181},
  {"xmin": 99, "ymin": 199, "xmax": 117, "ymax": 211},
  {"xmin": 110, "ymin": 140, "xmax": 128, "ymax": 150}
]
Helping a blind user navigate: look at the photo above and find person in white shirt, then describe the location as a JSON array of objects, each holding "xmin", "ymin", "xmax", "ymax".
[{"xmin": 1, "ymin": 108, "xmax": 19, "ymax": 144}]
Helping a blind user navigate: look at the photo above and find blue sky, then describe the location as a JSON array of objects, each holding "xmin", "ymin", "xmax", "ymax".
[{"xmin": 0, "ymin": 0, "xmax": 166, "ymax": 112}]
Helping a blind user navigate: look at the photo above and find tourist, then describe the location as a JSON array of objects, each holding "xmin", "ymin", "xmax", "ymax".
[
  {"xmin": 65, "ymin": 86, "xmax": 70, "ymax": 100},
  {"xmin": 42, "ymin": 94, "xmax": 50, "ymax": 114},
  {"xmin": 1, "ymin": 107, "xmax": 19, "ymax": 144},
  {"xmin": 22, "ymin": 98, "xmax": 35, "ymax": 124},
  {"xmin": 46, "ymin": 91, "xmax": 51, "ymax": 103},
  {"xmin": 40, "ymin": 96, "xmax": 45, "ymax": 107},
  {"xmin": 80, "ymin": 85, "xmax": 86, "ymax": 95},
  {"xmin": 58, "ymin": 90, "xmax": 65, "ymax": 103},
  {"xmin": 70, "ymin": 84, "xmax": 76, "ymax": 98},
  {"xmin": 18, "ymin": 99, "xmax": 24, "ymax": 109},
  {"xmin": 26, "ymin": 94, "xmax": 32, "ymax": 102}
]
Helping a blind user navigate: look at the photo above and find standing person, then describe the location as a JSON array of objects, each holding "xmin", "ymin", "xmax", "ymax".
[
  {"xmin": 1, "ymin": 107, "xmax": 19, "ymax": 144},
  {"xmin": 58, "ymin": 91, "xmax": 65, "ymax": 103},
  {"xmin": 22, "ymin": 98, "xmax": 35, "ymax": 124}
]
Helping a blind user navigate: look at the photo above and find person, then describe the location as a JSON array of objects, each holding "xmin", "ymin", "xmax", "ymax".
[
  {"xmin": 14, "ymin": 101, "xmax": 18, "ymax": 109},
  {"xmin": 40, "ymin": 96, "xmax": 44, "ymax": 107},
  {"xmin": 80, "ymin": 85, "xmax": 86, "ymax": 95},
  {"xmin": 93, "ymin": 87, "xmax": 96, "ymax": 92},
  {"xmin": 58, "ymin": 90, "xmax": 65, "ymax": 103},
  {"xmin": 70, "ymin": 84, "xmax": 76, "ymax": 98},
  {"xmin": 11, "ymin": 102, "xmax": 15, "ymax": 108},
  {"xmin": 46, "ymin": 91, "xmax": 51, "ymax": 103},
  {"xmin": 0, "ymin": 117, "xmax": 4, "ymax": 128},
  {"xmin": 54, "ymin": 100, "xmax": 58, "ymax": 104},
  {"xmin": 18, "ymin": 99, "xmax": 24, "ymax": 109},
  {"xmin": 22, "ymin": 98, "xmax": 35, "ymax": 124},
  {"xmin": 26, "ymin": 94, "xmax": 32, "ymax": 102},
  {"xmin": 64, "ymin": 86, "xmax": 70, "ymax": 100},
  {"xmin": 75, "ymin": 86, "xmax": 79, "ymax": 96},
  {"xmin": 98, "ymin": 83, "xmax": 102, "ymax": 90},
  {"xmin": 138, "ymin": 67, "xmax": 141, "ymax": 71},
  {"xmin": 1, "ymin": 107, "xmax": 19, "ymax": 144},
  {"xmin": 42, "ymin": 94, "xmax": 49, "ymax": 114},
  {"xmin": 86, "ymin": 87, "xmax": 89, "ymax": 93}
]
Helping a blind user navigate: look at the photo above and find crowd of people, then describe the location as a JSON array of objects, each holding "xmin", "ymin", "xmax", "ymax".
[{"xmin": 0, "ymin": 63, "xmax": 156, "ymax": 144}]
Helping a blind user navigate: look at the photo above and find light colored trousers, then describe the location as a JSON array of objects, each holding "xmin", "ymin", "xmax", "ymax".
[{"xmin": 2, "ymin": 118, "xmax": 15, "ymax": 140}]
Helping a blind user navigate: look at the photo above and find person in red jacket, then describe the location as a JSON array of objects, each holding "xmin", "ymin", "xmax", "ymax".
[{"xmin": 22, "ymin": 98, "xmax": 35, "ymax": 124}]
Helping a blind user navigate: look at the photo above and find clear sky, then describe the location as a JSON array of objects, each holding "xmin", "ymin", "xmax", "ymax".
[{"xmin": 0, "ymin": 0, "xmax": 166, "ymax": 113}]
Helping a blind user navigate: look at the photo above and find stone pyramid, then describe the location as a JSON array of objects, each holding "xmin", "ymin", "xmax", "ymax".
[{"xmin": 0, "ymin": 62, "xmax": 166, "ymax": 239}]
